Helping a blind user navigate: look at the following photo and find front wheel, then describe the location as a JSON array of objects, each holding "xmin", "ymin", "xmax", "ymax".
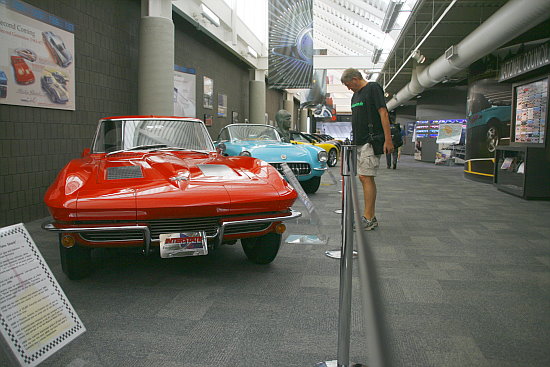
[
  {"xmin": 327, "ymin": 148, "xmax": 338, "ymax": 167},
  {"xmin": 241, "ymin": 232, "xmax": 281, "ymax": 264},
  {"xmin": 300, "ymin": 176, "xmax": 321, "ymax": 194},
  {"xmin": 59, "ymin": 238, "xmax": 93, "ymax": 280}
]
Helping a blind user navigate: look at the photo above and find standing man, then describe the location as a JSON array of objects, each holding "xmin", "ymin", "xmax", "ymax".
[{"xmin": 341, "ymin": 68, "xmax": 393, "ymax": 230}]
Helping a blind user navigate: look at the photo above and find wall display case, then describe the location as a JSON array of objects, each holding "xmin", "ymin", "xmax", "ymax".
[
  {"xmin": 512, "ymin": 76, "xmax": 548, "ymax": 144},
  {"xmin": 494, "ymin": 146, "xmax": 550, "ymax": 198},
  {"xmin": 494, "ymin": 74, "xmax": 550, "ymax": 199}
]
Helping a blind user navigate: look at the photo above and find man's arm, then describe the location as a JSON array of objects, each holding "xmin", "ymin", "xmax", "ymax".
[{"xmin": 378, "ymin": 107, "xmax": 394, "ymax": 154}]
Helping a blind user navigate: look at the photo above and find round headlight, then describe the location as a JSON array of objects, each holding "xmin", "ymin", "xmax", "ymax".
[
  {"xmin": 318, "ymin": 150, "xmax": 328, "ymax": 162},
  {"xmin": 239, "ymin": 150, "xmax": 251, "ymax": 157}
]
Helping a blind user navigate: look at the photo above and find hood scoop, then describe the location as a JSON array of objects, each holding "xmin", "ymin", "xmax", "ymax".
[
  {"xmin": 107, "ymin": 166, "xmax": 143, "ymax": 180},
  {"xmin": 197, "ymin": 164, "xmax": 239, "ymax": 178}
]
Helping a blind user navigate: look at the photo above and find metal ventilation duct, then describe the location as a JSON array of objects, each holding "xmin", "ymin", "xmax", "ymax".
[{"xmin": 386, "ymin": 0, "xmax": 550, "ymax": 111}]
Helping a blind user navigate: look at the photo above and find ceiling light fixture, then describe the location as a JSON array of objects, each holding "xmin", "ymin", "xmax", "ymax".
[
  {"xmin": 411, "ymin": 49, "xmax": 426, "ymax": 64},
  {"xmin": 381, "ymin": 0, "xmax": 404, "ymax": 33},
  {"xmin": 371, "ymin": 48, "xmax": 382, "ymax": 64},
  {"xmin": 247, "ymin": 46, "xmax": 258, "ymax": 58},
  {"xmin": 200, "ymin": 4, "xmax": 220, "ymax": 27}
]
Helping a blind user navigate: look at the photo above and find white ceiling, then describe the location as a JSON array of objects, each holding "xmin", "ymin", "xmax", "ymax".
[{"xmin": 173, "ymin": 0, "xmax": 421, "ymax": 113}]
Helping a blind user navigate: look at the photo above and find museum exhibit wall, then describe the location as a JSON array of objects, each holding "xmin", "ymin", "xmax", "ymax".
[
  {"xmin": 0, "ymin": 0, "xmax": 254, "ymax": 227},
  {"xmin": 415, "ymin": 86, "xmax": 468, "ymax": 121},
  {"xmin": 173, "ymin": 15, "xmax": 250, "ymax": 133},
  {"xmin": 266, "ymin": 87, "xmax": 285, "ymax": 125}
]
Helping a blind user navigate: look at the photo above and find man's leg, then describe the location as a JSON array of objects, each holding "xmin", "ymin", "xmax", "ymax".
[{"xmin": 359, "ymin": 175, "xmax": 376, "ymax": 219}]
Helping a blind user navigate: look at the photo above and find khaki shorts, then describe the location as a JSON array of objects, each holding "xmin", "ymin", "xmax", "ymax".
[{"xmin": 357, "ymin": 144, "xmax": 381, "ymax": 177}]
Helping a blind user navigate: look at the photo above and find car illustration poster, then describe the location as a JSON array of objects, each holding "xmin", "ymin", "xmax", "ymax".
[
  {"xmin": 174, "ymin": 65, "xmax": 196, "ymax": 117},
  {"xmin": 203, "ymin": 76, "xmax": 213, "ymax": 109},
  {"xmin": 0, "ymin": 0, "xmax": 75, "ymax": 110}
]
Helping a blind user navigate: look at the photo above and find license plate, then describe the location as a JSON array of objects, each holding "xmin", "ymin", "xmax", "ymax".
[{"xmin": 159, "ymin": 231, "xmax": 208, "ymax": 258}]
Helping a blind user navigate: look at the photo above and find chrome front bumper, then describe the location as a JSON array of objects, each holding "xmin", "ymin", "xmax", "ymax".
[{"xmin": 42, "ymin": 209, "xmax": 302, "ymax": 255}]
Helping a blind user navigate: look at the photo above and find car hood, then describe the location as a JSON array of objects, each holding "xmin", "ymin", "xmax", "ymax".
[
  {"xmin": 45, "ymin": 151, "xmax": 296, "ymax": 221},
  {"xmin": 231, "ymin": 140, "xmax": 320, "ymax": 162}
]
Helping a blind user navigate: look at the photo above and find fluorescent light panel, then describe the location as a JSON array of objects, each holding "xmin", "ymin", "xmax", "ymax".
[
  {"xmin": 247, "ymin": 46, "xmax": 258, "ymax": 58},
  {"xmin": 201, "ymin": 4, "xmax": 220, "ymax": 27}
]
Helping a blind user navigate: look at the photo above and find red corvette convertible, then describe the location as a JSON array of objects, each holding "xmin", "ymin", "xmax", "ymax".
[{"xmin": 43, "ymin": 116, "xmax": 300, "ymax": 279}]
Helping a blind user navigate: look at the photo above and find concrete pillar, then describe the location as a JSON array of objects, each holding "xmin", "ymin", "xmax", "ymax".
[
  {"xmin": 249, "ymin": 70, "xmax": 266, "ymax": 124},
  {"xmin": 138, "ymin": 0, "xmax": 174, "ymax": 115},
  {"xmin": 299, "ymin": 108, "xmax": 308, "ymax": 132},
  {"xmin": 283, "ymin": 93, "xmax": 294, "ymax": 129}
]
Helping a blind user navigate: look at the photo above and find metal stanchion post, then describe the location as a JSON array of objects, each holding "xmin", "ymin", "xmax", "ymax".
[
  {"xmin": 326, "ymin": 146, "xmax": 357, "ymax": 259},
  {"xmin": 317, "ymin": 146, "xmax": 366, "ymax": 367}
]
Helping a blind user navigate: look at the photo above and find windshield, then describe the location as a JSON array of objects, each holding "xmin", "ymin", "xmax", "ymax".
[
  {"xmin": 92, "ymin": 118, "xmax": 215, "ymax": 153},
  {"xmin": 290, "ymin": 132, "xmax": 311, "ymax": 143},
  {"xmin": 227, "ymin": 125, "xmax": 281, "ymax": 141}
]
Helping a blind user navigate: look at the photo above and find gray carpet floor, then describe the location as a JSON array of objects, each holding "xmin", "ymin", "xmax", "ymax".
[{"xmin": 3, "ymin": 154, "xmax": 549, "ymax": 366}]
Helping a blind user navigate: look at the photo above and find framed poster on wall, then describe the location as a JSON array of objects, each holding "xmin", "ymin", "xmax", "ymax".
[
  {"xmin": 232, "ymin": 111, "xmax": 239, "ymax": 124},
  {"xmin": 203, "ymin": 76, "xmax": 213, "ymax": 109},
  {"xmin": 173, "ymin": 65, "xmax": 196, "ymax": 117},
  {"xmin": 204, "ymin": 113, "xmax": 213, "ymax": 127},
  {"xmin": 217, "ymin": 93, "xmax": 227, "ymax": 117},
  {"xmin": 0, "ymin": 0, "xmax": 76, "ymax": 110}
]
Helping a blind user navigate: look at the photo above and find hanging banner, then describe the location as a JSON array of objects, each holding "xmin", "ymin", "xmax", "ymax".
[
  {"xmin": 0, "ymin": 0, "xmax": 75, "ymax": 110},
  {"xmin": 173, "ymin": 65, "xmax": 196, "ymax": 118},
  {"xmin": 268, "ymin": 0, "xmax": 313, "ymax": 89},
  {"xmin": 436, "ymin": 123, "xmax": 463, "ymax": 144}
]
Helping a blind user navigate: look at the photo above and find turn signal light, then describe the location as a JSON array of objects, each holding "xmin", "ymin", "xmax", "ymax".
[
  {"xmin": 61, "ymin": 234, "xmax": 75, "ymax": 248},
  {"xmin": 274, "ymin": 223, "xmax": 286, "ymax": 234}
]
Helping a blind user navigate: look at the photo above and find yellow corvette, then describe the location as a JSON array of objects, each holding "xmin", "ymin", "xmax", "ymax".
[{"xmin": 289, "ymin": 131, "xmax": 339, "ymax": 167}]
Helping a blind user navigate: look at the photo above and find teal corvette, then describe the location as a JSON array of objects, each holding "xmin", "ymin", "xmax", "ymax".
[{"xmin": 216, "ymin": 124, "xmax": 327, "ymax": 193}]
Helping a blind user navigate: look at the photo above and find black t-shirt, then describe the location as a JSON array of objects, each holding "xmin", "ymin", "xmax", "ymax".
[{"xmin": 350, "ymin": 82, "xmax": 387, "ymax": 145}]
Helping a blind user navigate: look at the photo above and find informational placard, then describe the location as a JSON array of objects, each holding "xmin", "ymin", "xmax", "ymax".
[
  {"xmin": 173, "ymin": 65, "xmax": 196, "ymax": 118},
  {"xmin": 0, "ymin": 0, "xmax": 75, "ymax": 110},
  {"xmin": 0, "ymin": 224, "xmax": 85, "ymax": 366}
]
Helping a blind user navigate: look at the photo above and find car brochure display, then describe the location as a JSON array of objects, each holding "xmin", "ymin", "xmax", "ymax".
[
  {"xmin": 513, "ymin": 77, "xmax": 548, "ymax": 144},
  {"xmin": 0, "ymin": 224, "xmax": 85, "ymax": 366}
]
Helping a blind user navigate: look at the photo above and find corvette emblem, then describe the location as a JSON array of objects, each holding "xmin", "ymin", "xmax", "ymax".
[
  {"xmin": 281, "ymin": 154, "xmax": 287, "ymax": 160},
  {"xmin": 170, "ymin": 176, "xmax": 188, "ymax": 182}
]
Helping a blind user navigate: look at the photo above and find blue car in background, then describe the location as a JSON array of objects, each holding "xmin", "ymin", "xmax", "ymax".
[{"xmin": 216, "ymin": 124, "xmax": 328, "ymax": 194}]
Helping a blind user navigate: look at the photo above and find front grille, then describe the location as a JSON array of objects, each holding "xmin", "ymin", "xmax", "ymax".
[
  {"xmin": 225, "ymin": 222, "xmax": 271, "ymax": 235},
  {"xmin": 81, "ymin": 230, "xmax": 143, "ymax": 242},
  {"xmin": 270, "ymin": 162, "xmax": 311, "ymax": 176},
  {"xmin": 107, "ymin": 166, "xmax": 143, "ymax": 180},
  {"xmin": 149, "ymin": 217, "xmax": 219, "ymax": 238},
  {"xmin": 81, "ymin": 217, "xmax": 219, "ymax": 242},
  {"xmin": 79, "ymin": 216, "xmax": 273, "ymax": 242}
]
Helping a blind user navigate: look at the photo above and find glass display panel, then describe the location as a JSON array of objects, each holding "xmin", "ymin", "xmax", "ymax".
[{"xmin": 514, "ymin": 77, "xmax": 547, "ymax": 144}]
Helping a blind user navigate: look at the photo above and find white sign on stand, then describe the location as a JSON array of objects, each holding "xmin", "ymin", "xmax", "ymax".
[
  {"xmin": 281, "ymin": 164, "xmax": 328, "ymax": 245},
  {"xmin": 0, "ymin": 224, "xmax": 85, "ymax": 366}
]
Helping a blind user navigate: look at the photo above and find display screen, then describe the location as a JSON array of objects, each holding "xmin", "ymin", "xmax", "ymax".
[
  {"xmin": 514, "ymin": 77, "xmax": 547, "ymax": 144},
  {"xmin": 413, "ymin": 119, "xmax": 466, "ymax": 141}
]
